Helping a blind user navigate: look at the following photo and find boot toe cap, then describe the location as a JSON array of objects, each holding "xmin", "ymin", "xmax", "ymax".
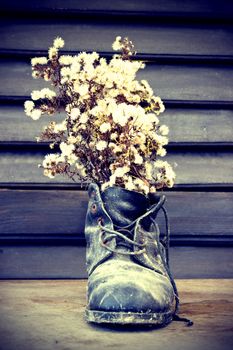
[{"xmin": 87, "ymin": 259, "xmax": 175, "ymax": 314}]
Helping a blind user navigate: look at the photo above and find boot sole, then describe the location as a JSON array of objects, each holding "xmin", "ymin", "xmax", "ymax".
[{"xmin": 85, "ymin": 309, "xmax": 173, "ymax": 325}]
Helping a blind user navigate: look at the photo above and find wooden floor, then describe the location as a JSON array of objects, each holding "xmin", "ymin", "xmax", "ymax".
[{"xmin": 0, "ymin": 280, "xmax": 232, "ymax": 350}]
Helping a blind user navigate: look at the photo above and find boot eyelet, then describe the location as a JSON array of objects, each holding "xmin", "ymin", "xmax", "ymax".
[
  {"xmin": 97, "ymin": 217, "xmax": 104, "ymax": 226},
  {"xmin": 91, "ymin": 203, "xmax": 97, "ymax": 213}
]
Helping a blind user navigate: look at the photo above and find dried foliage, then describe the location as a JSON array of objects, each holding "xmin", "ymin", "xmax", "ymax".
[{"xmin": 24, "ymin": 36, "xmax": 175, "ymax": 194}]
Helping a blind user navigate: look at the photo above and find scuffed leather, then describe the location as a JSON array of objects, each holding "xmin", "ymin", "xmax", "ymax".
[
  {"xmin": 102, "ymin": 185, "xmax": 150, "ymax": 227},
  {"xmin": 85, "ymin": 183, "xmax": 115, "ymax": 276},
  {"xmin": 85, "ymin": 183, "xmax": 169, "ymax": 276},
  {"xmin": 85, "ymin": 183, "xmax": 175, "ymax": 315}
]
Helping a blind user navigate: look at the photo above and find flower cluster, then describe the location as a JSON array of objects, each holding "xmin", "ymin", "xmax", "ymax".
[{"xmin": 24, "ymin": 36, "xmax": 175, "ymax": 194}]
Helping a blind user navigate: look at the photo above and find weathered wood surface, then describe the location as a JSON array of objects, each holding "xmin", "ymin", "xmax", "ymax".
[
  {"xmin": 0, "ymin": 152, "xmax": 232, "ymax": 184},
  {"xmin": 1, "ymin": 0, "xmax": 233, "ymax": 19},
  {"xmin": 1, "ymin": 20, "xmax": 233, "ymax": 56},
  {"xmin": 1, "ymin": 61, "xmax": 233, "ymax": 101},
  {"xmin": 1, "ymin": 106, "xmax": 233, "ymax": 143},
  {"xmin": 0, "ymin": 190, "xmax": 232, "ymax": 237},
  {"xmin": 0, "ymin": 246, "xmax": 232, "ymax": 279},
  {"xmin": 0, "ymin": 279, "xmax": 232, "ymax": 350}
]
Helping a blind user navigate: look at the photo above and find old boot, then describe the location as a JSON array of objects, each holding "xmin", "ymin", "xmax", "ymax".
[{"xmin": 84, "ymin": 183, "xmax": 179, "ymax": 325}]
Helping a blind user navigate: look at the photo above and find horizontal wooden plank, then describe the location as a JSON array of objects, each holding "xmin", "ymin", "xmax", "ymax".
[
  {"xmin": 1, "ymin": 0, "xmax": 233, "ymax": 20},
  {"xmin": 0, "ymin": 189, "xmax": 88, "ymax": 235},
  {"xmin": 0, "ymin": 190, "xmax": 232, "ymax": 237},
  {"xmin": 1, "ymin": 105, "xmax": 233, "ymax": 143},
  {"xmin": 0, "ymin": 246, "xmax": 87, "ymax": 279},
  {"xmin": 1, "ymin": 60, "xmax": 232, "ymax": 102},
  {"xmin": 0, "ymin": 245, "xmax": 232, "ymax": 278},
  {"xmin": 0, "ymin": 280, "xmax": 233, "ymax": 350},
  {"xmin": 0, "ymin": 105, "xmax": 64, "ymax": 142},
  {"xmin": 1, "ymin": 20, "xmax": 233, "ymax": 56},
  {"xmin": 164, "ymin": 109, "xmax": 233, "ymax": 143},
  {"xmin": 0, "ymin": 151, "xmax": 232, "ymax": 184}
]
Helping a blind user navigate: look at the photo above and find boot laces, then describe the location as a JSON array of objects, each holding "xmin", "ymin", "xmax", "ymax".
[
  {"xmin": 98, "ymin": 196, "xmax": 168, "ymax": 257},
  {"xmin": 99, "ymin": 222, "xmax": 147, "ymax": 256}
]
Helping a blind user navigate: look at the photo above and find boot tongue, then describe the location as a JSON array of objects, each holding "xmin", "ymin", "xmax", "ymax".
[{"xmin": 101, "ymin": 186, "xmax": 150, "ymax": 227}]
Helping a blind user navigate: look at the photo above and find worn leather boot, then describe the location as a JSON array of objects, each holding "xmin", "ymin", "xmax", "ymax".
[{"xmin": 84, "ymin": 183, "xmax": 179, "ymax": 325}]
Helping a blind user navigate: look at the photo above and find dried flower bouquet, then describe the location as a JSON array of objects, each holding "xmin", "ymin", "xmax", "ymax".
[{"xmin": 24, "ymin": 36, "xmax": 175, "ymax": 195}]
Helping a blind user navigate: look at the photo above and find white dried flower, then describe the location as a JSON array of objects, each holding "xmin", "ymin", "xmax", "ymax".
[
  {"xmin": 149, "ymin": 186, "xmax": 156, "ymax": 193},
  {"xmin": 41, "ymin": 88, "xmax": 56, "ymax": 99},
  {"xmin": 112, "ymin": 36, "xmax": 122, "ymax": 51},
  {"xmin": 159, "ymin": 125, "xmax": 169, "ymax": 136},
  {"xmin": 134, "ymin": 152, "xmax": 143, "ymax": 165},
  {"xmin": 32, "ymin": 71, "xmax": 40, "ymax": 79},
  {"xmin": 70, "ymin": 108, "xmax": 80, "ymax": 120},
  {"xmin": 70, "ymin": 61, "xmax": 81, "ymax": 74},
  {"xmin": 31, "ymin": 88, "xmax": 56, "ymax": 100},
  {"xmin": 76, "ymin": 135, "xmax": 82, "ymax": 142},
  {"xmin": 157, "ymin": 147, "xmax": 167, "ymax": 157},
  {"xmin": 110, "ymin": 133, "xmax": 118, "ymax": 141},
  {"xmin": 147, "ymin": 113, "xmax": 159, "ymax": 125},
  {"xmin": 53, "ymin": 37, "xmax": 65, "ymax": 49},
  {"xmin": 101, "ymin": 182, "xmax": 110, "ymax": 191},
  {"xmin": 24, "ymin": 100, "xmax": 35, "ymax": 116},
  {"xmin": 96, "ymin": 140, "xmax": 108, "ymax": 151},
  {"xmin": 44, "ymin": 169, "xmax": 55, "ymax": 179},
  {"xmin": 74, "ymin": 83, "xmax": 89, "ymax": 96},
  {"xmin": 99, "ymin": 122, "xmax": 111, "ymax": 133},
  {"xmin": 76, "ymin": 163, "xmax": 87, "ymax": 177},
  {"xmin": 79, "ymin": 124, "xmax": 86, "ymax": 130},
  {"xmin": 59, "ymin": 55, "xmax": 74, "ymax": 65},
  {"xmin": 31, "ymin": 109, "xmax": 42, "ymax": 120},
  {"xmin": 67, "ymin": 136, "xmax": 77, "ymax": 144},
  {"xmin": 43, "ymin": 154, "xmax": 59, "ymax": 167},
  {"xmin": 53, "ymin": 121, "xmax": 67, "ymax": 133},
  {"xmin": 134, "ymin": 178, "xmax": 149, "ymax": 194},
  {"xmin": 154, "ymin": 160, "xmax": 176, "ymax": 188},
  {"xmin": 153, "ymin": 97, "xmax": 165, "ymax": 114},
  {"xmin": 109, "ymin": 174, "xmax": 116, "ymax": 185},
  {"xmin": 31, "ymin": 90, "xmax": 42, "ymax": 101},
  {"xmin": 90, "ymin": 52, "xmax": 99, "ymax": 61},
  {"xmin": 141, "ymin": 80, "xmax": 153, "ymax": 97},
  {"xmin": 109, "ymin": 143, "xmax": 122, "ymax": 153},
  {"xmin": 112, "ymin": 104, "xmax": 130, "ymax": 127},
  {"xmin": 113, "ymin": 166, "xmax": 130, "ymax": 178},
  {"xmin": 67, "ymin": 153, "xmax": 78, "ymax": 165},
  {"xmin": 31, "ymin": 57, "xmax": 48, "ymax": 66},
  {"xmin": 80, "ymin": 113, "xmax": 88, "ymax": 124},
  {"xmin": 124, "ymin": 176, "xmax": 136, "ymax": 191},
  {"xmin": 48, "ymin": 47, "xmax": 58, "ymax": 59},
  {"xmin": 61, "ymin": 66, "xmax": 71, "ymax": 78},
  {"xmin": 60, "ymin": 142, "xmax": 75, "ymax": 157},
  {"xmin": 152, "ymin": 133, "xmax": 168, "ymax": 146}
]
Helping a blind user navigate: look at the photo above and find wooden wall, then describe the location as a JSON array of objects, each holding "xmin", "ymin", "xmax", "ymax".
[{"xmin": 0, "ymin": 0, "xmax": 233, "ymax": 278}]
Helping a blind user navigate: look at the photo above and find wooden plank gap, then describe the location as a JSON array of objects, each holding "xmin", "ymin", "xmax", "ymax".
[
  {"xmin": 0, "ymin": 49, "xmax": 233, "ymax": 65},
  {"xmin": 1, "ymin": 141, "xmax": 233, "ymax": 152},
  {"xmin": 1, "ymin": 96, "xmax": 233, "ymax": 109},
  {"xmin": 0, "ymin": 183, "xmax": 233, "ymax": 192},
  {"xmin": 1, "ymin": 7, "xmax": 233, "ymax": 24},
  {"xmin": 0, "ymin": 235, "xmax": 232, "ymax": 247}
]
